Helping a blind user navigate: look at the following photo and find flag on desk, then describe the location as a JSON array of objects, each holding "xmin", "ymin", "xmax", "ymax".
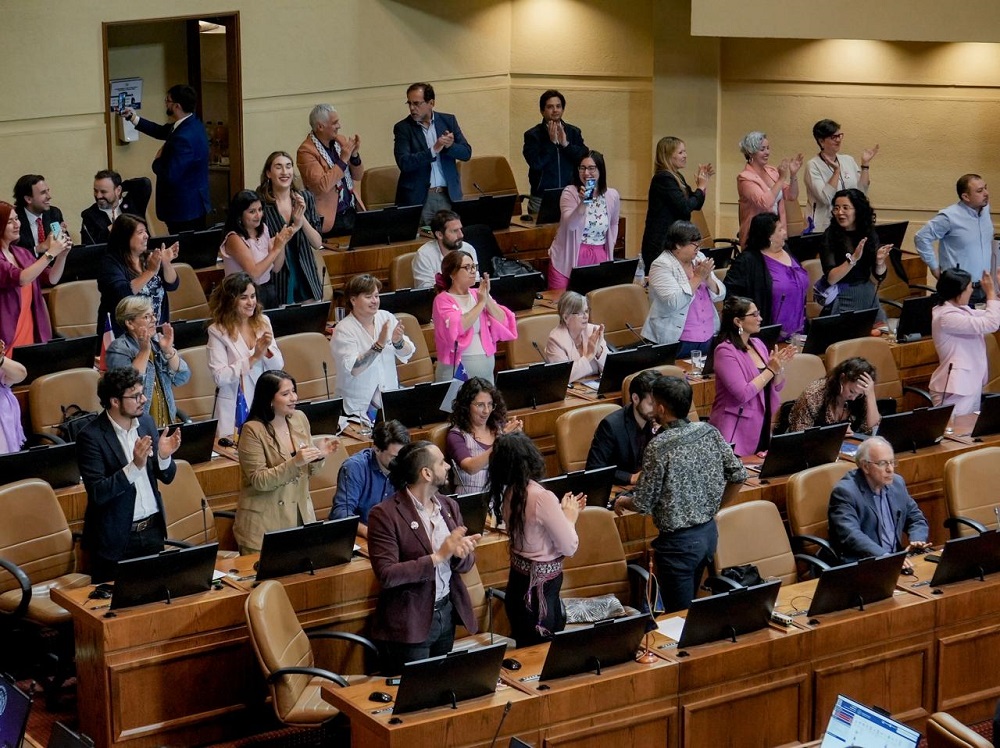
[
  {"xmin": 234, "ymin": 378, "xmax": 249, "ymax": 434},
  {"xmin": 98, "ymin": 313, "xmax": 115, "ymax": 372},
  {"xmin": 439, "ymin": 359, "xmax": 469, "ymax": 414},
  {"xmin": 366, "ymin": 386, "xmax": 382, "ymax": 424}
]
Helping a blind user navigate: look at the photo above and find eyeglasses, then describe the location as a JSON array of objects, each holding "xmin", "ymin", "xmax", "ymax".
[
  {"xmin": 459, "ymin": 263, "xmax": 478, "ymax": 273},
  {"xmin": 828, "ymin": 132, "xmax": 845, "ymax": 140},
  {"xmin": 578, "ymin": 165, "xmax": 599, "ymax": 173},
  {"xmin": 472, "ymin": 402, "xmax": 495, "ymax": 411},
  {"xmin": 120, "ymin": 392, "xmax": 147, "ymax": 402},
  {"xmin": 866, "ymin": 459, "xmax": 898, "ymax": 469},
  {"xmin": 741, "ymin": 310, "xmax": 762, "ymax": 318}
]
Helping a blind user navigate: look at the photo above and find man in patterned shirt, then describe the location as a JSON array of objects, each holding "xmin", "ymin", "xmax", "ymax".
[{"xmin": 614, "ymin": 375, "xmax": 747, "ymax": 612}]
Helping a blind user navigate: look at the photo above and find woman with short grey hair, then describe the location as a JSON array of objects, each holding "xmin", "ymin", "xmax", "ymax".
[{"xmin": 736, "ymin": 130, "xmax": 803, "ymax": 246}]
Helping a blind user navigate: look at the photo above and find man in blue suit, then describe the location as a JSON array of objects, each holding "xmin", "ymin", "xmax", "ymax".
[
  {"xmin": 393, "ymin": 82, "xmax": 472, "ymax": 225},
  {"xmin": 121, "ymin": 84, "xmax": 210, "ymax": 233},
  {"xmin": 77, "ymin": 367, "xmax": 181, "ymax": 583},
  {"xmin": 828, "ymin": 435, "xmax": 930, "ymax": 570}
]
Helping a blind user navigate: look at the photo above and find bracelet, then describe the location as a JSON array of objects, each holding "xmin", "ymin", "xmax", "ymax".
[
  {"xmin": 392, "ymin": 339, "xmax": 404, "ymax": 350},
  {"xmin": 349, "ymin": 154, "xmax": 362, "ymax": 166},
  {"xmin": 861, "ymin": 165, "xmax": 870, "ymax": 170},
  {"xmin": 372, "ymin": 342, "xmax": 384, "ymax": 353},
  {"xmin": 765, "ymin": 367, "xmax": 776, "ymax": 377},
  {"xmin": 165, "ymin": 349, "xmax": 177, "ymax": 361}
]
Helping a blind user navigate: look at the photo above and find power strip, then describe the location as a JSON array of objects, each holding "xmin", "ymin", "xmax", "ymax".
[{"xmin": 771, "ymin": 611, "xmax": 794, "ymax": 627}]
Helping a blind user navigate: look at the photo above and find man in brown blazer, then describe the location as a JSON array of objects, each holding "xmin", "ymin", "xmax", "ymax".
[
  {"xmin": 296, "ymin": 103, "xmax": 365, "ymax": 238},
  {"xmin": 367, "ymin": 440, "xmax": 481, "ymax": 675}
]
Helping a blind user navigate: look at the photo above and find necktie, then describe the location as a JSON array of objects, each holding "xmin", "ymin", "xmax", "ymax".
[
  {"xmin": 36, "ymin": 217, "xmax": 45, "ymax": 244},
  {"xmin": 876, "ymin": 490, "xmax": 896, "ymax": 552}
]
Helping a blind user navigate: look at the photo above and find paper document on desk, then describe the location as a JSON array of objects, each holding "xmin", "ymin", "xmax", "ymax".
[
  {"xmin": 212, "ymin": 569, "xmax": 226, "ymax": 581},
  {"xmin": 656, "ymin": 617, "xmax": 685, "ymax": 642}
]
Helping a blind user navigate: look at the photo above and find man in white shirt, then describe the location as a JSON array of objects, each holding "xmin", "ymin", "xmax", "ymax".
[
  {"xmin": 76, "ymin": 367, "xmax": 182, "ymax": 583},
  {"xmin": 412, "ymin": 210, "xmax": 479, "ymax": 288}
]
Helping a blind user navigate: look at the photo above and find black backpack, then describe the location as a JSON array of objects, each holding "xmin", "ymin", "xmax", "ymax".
[{"xmin": 57, "ymin": 403, "xmax": 99, "ymax": 443}]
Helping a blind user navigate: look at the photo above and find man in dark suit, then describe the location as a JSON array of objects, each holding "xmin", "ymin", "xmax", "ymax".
[
  {"xmin": 76, "ymin": 367, "xmax": 181, "ymax": 583},
  {"xmin": 393, "ymin": 82, "xmax": 472, "ymax": 225},
  {"xmin": 828, "ymin": 435, "xmax": 930, "ymax": 569},
  {"xmin": 80, "ymin": 170, "xmax": 145, "ymax": 245},
  {"xmin": 586, "ymin": 369, "xmax": 659, "ymax": 486},
  {"xmin": 13, "ymin": 174, "xmax": 65, "ymax": 254},
  {"xmin": 522, "ymin": 89, "xmax": 589, "ymax": 214},
  {"xmin": 367, "ymin": 440, "xmax": 481, "ymax": 675},
  {"xmin": 120, "ymin": 84, "xmax": 210, "ymax": 233}
]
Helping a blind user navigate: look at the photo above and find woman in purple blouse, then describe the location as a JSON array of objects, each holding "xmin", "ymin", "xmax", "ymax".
[
  {"xmin": 723, "ymin": 212, "xmax": 809, "ymax": 340},
  {"xmin": 710, "ymin": 296, "xmax": 795, "ymax": 456}
]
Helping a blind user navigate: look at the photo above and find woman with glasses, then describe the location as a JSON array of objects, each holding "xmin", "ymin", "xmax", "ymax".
[
  {"xmin": 805, "ymin": 119, "xmax": 879, "ymax": 232},
  {"xmin": 105, "ymin": 296, "xmax": 190, "ymax": 427},
  {"xmin": 432, "ymin": 249, "xmax": 516, "ymax": 383},
  {"xmin": 642, "ymin": 220, "xmax": 726, "ymax": 356},
  {"xmin": 544, "ymin": 290, "xmax": 607, "ymax": 382},
  {"xmin": 736, "ymin": 131, "xmax": 803, "ymax": 247},
  {"xmin": 710, "ymin": 297, "xmax": 794, "ymax": 456},
  {"xmin": 445, "ymin": 377, "xmax": 522, "ymax": 494},
  {"xmin": 788, "ymin": 356, "xmax": 880, "ymax": 435},
  {"xmin": 332, "ymin": 273, "xmax": 415, "ymax": 418},
  {"xmin": 546, "ymin": 150, "xmax": 620, "ymax": 290}
]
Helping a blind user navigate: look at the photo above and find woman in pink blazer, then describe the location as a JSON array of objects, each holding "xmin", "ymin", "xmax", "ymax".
[
  {"xmin": 736, "ymin": 131, "xmax": 803, "ymax": 247},
  {"xmin": 710, "ymin": 296, "xmax": 795, "ymax": 455},
  {"xmin": 930, "ymin": 268, "xmax": 1000, "ymax": 416},
  {"xmin": 432, "ymin": 249, "xmax": 517, "ymax": 383}
]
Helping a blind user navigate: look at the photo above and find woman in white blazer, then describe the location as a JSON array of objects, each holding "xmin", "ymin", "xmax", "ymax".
[
  {"xmin": 641, "ymin": 221, "xmax": 725, "ymax": 356},
  {"xmin": 207, "ymin": 273, "xmax": 284, "ymax": 441},
  {"xmin": 930, "ymin": 268, "xmax": 1000, "ymax": 416}
]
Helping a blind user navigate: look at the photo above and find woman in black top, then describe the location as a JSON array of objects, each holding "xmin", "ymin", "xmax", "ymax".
[
  {"xmin": 819, "ymin": 188, "xmax": 890, "ymax": 319},
  {"xmin": 640, "ymin": 136, "xmax": 714, "ymax": 274}
]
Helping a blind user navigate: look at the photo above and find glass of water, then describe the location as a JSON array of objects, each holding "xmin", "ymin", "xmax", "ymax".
[{"xmin": 690, "ymin": 349, "xmax": 705, "ymax": 377}]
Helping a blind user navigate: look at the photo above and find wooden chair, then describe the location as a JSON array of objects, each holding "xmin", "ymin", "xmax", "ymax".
[
  {"xmin": 560, "ymin": 507, "xmax": 649, "ymax": 608},
  {"xmin": 802, "ymin": 258, "xmax": 824, "ymax": 319},
  {"xmin": 925, "ymin": 711, "xmax": 992, "ymax": 748},
  {"xmin": 587, "ymin": 284, "xmax": 650, "ymax": 349},
  {"xmin": 554, "ymin": 403, "xmax": 619, "ymax": 473},
  {"xmin": 825, "ymin": 337, "xmax": 932, "ymax": 413},
  {"xmin": 458, "ymin": 155, "xmax": 518, "ymax": 197},
  {"xmin": 785, "ymin": 462, "xmax": 854, "ymax": 565},
  {"xmin": 690, "ymin": 209, "xmax": 739, "ymax": 253},
  {"xmin": 166, "ymin": 263, "xmax": 211, "ymax": 320},
  {"xmin": 780, "ymin": 353, "xmax": 825, "ymax": 404},
  {"xmin": 46, "ymin": 280, "xmax": 100, "ymax": 338},
  {"xmin": 359, "ymin": 165, "xmax": 400, "ymax": 210},
  {"xmin": 507, "ymin": 314, "xmax": 560, "ymax": 369},
  {"xmin": 172, "ymin": 346, "xmax": 216, "ymax": 423},
  {"xmin": 943, "ymin": 447, "xmax": 1000, "ymax": 538},
  {"xmin": 28, "ymin": 368, "xmax": 101, "ymax": 440},
  {"xmin": 161, "ymin": 460, "xmax": 238, "ymax": 555},
  {"xmin": 307, "ymin": 436, "xmax": 351, "ymax": 521},
  {"xmin": 389, "ymin": 252, "xmax": 417, "ymax": 290},
  {"xmin": 784, "ymin": 197, "xmax": 805, "ymax": 237},
  {"xmin": 395, "ymin": 312, "xmax": 433, "ymax": 386},
  {"xmin": 276, "ymin": 332, "xmax": 338, "ymax": 402}
]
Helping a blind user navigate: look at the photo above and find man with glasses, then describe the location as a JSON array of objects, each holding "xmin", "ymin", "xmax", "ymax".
[
  {"xmin": 412, "ymin": 210, "xmax": 479, "ymax": 288},
  {"xmin": 828, "ymin": 435, "xmax": 930, "ymax": 568},
  {"xmin": 77, "ymin": 367, "xmax": 182, "ymax": 582},
  {"xmin": 120, "ymin": 84, "xmax": 210, "ymax": 233},
  {"xmin": 523, "ymin": 89, "xmax": 588, "ymax": 214},
  {"xmin": 393, "ymin": 82, "xmax": 472, "ymax": 225}
]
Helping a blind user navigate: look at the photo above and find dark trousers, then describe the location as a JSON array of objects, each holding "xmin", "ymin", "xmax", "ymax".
[
  {"xmin": 90, "ymin": 518, "xmax": 166, "ymax": 583},
  {"xmin": 505, "ymin": 566, "xmax": 565, "ymax": 648},
  {"xmin": 166, "ymin": 215, "xmax": 207, "ymax": 234},
  {"xmin": 378, "ymin": 597, "xmax": 455, "ymax": 676},
  {"xmin": 651, "ymin": 520, "xmax": 718, "ymax": 613}
]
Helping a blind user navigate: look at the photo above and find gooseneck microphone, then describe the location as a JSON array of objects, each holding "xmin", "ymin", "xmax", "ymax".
[
  {"xmin": 624, "ymin": 322, "xmax": 647, "ymax": 345},
  {"xmin": 488, "ymin": 701, "xmax": 512, "ymax": 748},
  {"xmin": 728, "ymin": 406, "xmax": 744, "ymax": 449},
  {"xmin": 531, "ymin": 340, "xmax": 550, "ymax": 364},
  {"xmin": 473, "ymin": 182, "xmax": 488, "ymax": 197},
  {"xmin": 322, "ymin": 361, "xmax": 331, "ymax": 400},
  {"xmin": 451, "ymin": 340, "xmax": 460, "ymax": 379}
]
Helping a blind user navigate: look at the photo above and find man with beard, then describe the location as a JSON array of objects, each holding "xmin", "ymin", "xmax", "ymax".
[
  {"xmin": 586, "ymin": 368, "xmax": 660, "ymax": 487},
  {"xmin": 13, "ymin": 174, "xmax": 65, "ymax": 253},
  {"xmin": 412, "ymin": 210, "xmax": 479, "ymax": 288},
  {"xmin": 80, "ymin": 170, "xmax": 144, "ymax": 244}
]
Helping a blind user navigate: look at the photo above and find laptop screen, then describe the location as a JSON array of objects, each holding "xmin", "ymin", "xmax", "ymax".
[
  {"xmin": 819, "ymin": 694, "xmax": 920, "ymax": 748},
  {"xmin": 0, "ymin": 675, "xmax": 31, "ymax": 748}
]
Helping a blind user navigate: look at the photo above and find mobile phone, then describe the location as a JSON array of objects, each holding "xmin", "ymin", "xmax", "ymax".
[
  {"xmin": 49, "ymin": 222, "xmax": 62, "ymax": 239},
  {"xmin": 583, "ymin": 177, "xmax": 596, "ymax": 203},
  {"xmin": 117, "ymin": 92, "xmax": 127, "ymax": 111}
]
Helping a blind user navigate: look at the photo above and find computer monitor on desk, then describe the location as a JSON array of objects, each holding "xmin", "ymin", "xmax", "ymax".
[
  {"xmin": 874, "ymin": 404, "xmax": 953, "ymax": 453},
  {"xmin": 534, "ymin": 188, "xmax": 563, "ymax": 225},
  {"xmin": 110, "ymin": 543, "xmax": 219, "ymax": 610},
  {"xmin": 379, "ymin": 381, "xmax": 451, "ymax": 428},
  {"xmin": 171, "ymin": 419, "xmax": 218, "ymax": 465},
  {"xmin": 538, "ymin": 614, "xmax": 648, "ymax": 681},
  {"xmin": 802, "ymin": 308, "xmax": 878, "ymax": 355},
  {"xmin": 451, "ymin": 194, "xmax": 517, "ymax": 231},
  {"xmin": 818, "ymin": 694, "xmax": 920, "ymax": 748},
  {"xmin": 61, "ymin": 242, "xmax": 107, "ymax": 282},
  {"xmin": 255, "ymin": 517, "xmax": 360, "ymax": 581},
  {"xmin": 392, "ymin": 642, "xmax": 506, "ymax": 714},
  {"xmin": 750, "ymin": 423, "xmax": 848, "ymax": 480},
  {"xmin": 676, "ymin": 579, "xmax": 780, "ymax": 648},
  {"xmin": 928, "ymin": 530, "xmax": 1000, "ymax": 587},
  {"xmin": 0, "ymin": 442, "xmax": 80, "ymax": 488},
  {"xmin": 0, "ymin": 673, "xmax": 31, "ymax": 748},
  {"xmin": 581, "ymin": 343, "xmax": 680, "ymax": 396},
  {"xmin": 495, "ymin": 361, "xmax": 571, "ymax": 410},
  {"xmin": 540, "ymin": 465, "xmax": 617, "ymax": 509},
  {"xmin": 377, "ymin": 287, "xmax": 435, "ymax": 324},
  {"xmin": 296, "ymin": 397, "xmax": 344, "ymax": 436},
  {"xmin": 264, "ymin": 301, "xmax": 330, "ymax": 337},
  {"xmin": 348, "ymin": 205, "xmax": 422, "ymax": 248},
  {"xmin": 12, "ymin": 335, "xmax": 99, "ymax": 385},
  {"xmin": 568, "ymin": 259, "xmax": 639, "ymax": 296},
  {"xmin": 971, "ymin": 394, "xmax": 1000, "ymax": 439},
  {"xmin": 806, "ymin": 551, "xmax": 906, "ymax": 617},
  {"xmin": 488, "ymin": 272, "xmax": 545, "ymax": 312}
]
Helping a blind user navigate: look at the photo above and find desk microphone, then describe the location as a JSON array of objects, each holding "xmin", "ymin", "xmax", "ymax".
[
  {"xmin": 531, "ymin": 340, "xmax": 550, "ymax": 363},
  {"xmin": 473, "ymin": 182, "xmax": 488, "ymax": 197},
  {"xmin": 451, "ymin": 340, "xmax": 460, "ymax": 380},
  {"xmin": 728, "ymin": 406, "xmax": 744, "ymax": 448},
  {"xmin": 82, "ymin": 222, "xmax": 97, "ymax": 246},
  {"xmin": 941, "ymin": 363, "xmax": 954, "ymax": 433},
  {"xmin": 624, "ymin": 322, "xmax": 647, "ymax": 345},
  {"xmin": 322, "ymin": 361, "xmax": 331, "ymax": 401},
  {"xmin": 211, "ymin": 386, "xmax": 220, "ymax": 422},
  {"xmin": 488, "ymin": 701, "xmax": 512, "ymax": 748}
]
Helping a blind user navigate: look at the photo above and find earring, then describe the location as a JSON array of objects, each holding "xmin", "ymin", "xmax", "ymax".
[{"xmin": 736, "ymin": 325, "xmax": 743, "ymax": 335}]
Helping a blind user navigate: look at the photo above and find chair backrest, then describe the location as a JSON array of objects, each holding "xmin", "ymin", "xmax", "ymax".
[
  {"xmin": 586, "ymin": 284, "xmax": 650, "ymax": 348},
  {"xmin": 715, "ymin": 500, "xmax": 798, "ymax": 586},
  {"xmin": 943, "ymin": 447, "xmax": 1000, "ymax": 537},
  {"xmin": 172, "ymin": 346, "xmax": 215, "ymax": 422},
  {"xmin": 46, "ymin": 280, "xmax": 100, "ymax": 338},
  {"xmin": 802, "ymin": 259, "xmax": 824, "ymax": 319},
  {"xmin": 561, "ymin": 507, "xmax": 630, "ymax": 603},
  {"xmin": 780, "ymin": 353, "xmax": 826, "ymax": 404},
  {"xmin": 244, "ymin": 580, "xmax": 316, "ymax": 723},
  {"xmin": 0, "ymin": 479, "xmax": 76, "ymax": 595},
  {"xmin": 508, "ymin": 314, "xmax": 560, "ymax": 370},
  {"xmin": 925, "ymin": 711, "xmax": 992, "ymax": 748},
  {"xmin": 276, "ymin": 332, "xmax": 337, "ymax": 401},
  {"xmin": 161, "ymin": 460, "xmax": 218, "ymax": 546},
  {"xmin": 425, "ymin": 422, "xmax": 450, "ymax": 456},
  {"xmin": 457, "ymin": 563, "xmax": 492, "ymax": 638},
  {"xmin": 458, "ymin": 156, "xmax": 517, "ymax": 197},
  {"xmin": 785, "ymin": 462, "xmax": 854, "ymax": 547},
  {"xmin": 620, "ymin": 365, "xmax": 698, "ymax": 420},
  {"xmin": 985, "ymin": 333, "xmax": 1000, "ymax": 394},
  {"xmin": 307, "ymin": 435, "xmax": 351, "ymax": 521},
  {"xmin": 389, "ymin": 252, "xmax": 417, "ymax": 290},
  {"xmin": 394, "ymin": 312, "xmax": 433, "ymax": 386},
  {"xmin": 359, "ymin": 166, "xmax": 400, "ymax": 210},
  {"xmin": 784, "ymin": 198, "xmax": 805, "ymax": 237},
  {"xmin": 166, "ymin": 263, "xmax": 210, "ymax": 321},
  {"xmin": 825, "ymin": 337, "xmax": 900, "ymax": 402},
  {"xmin": 28, "ymin": 367, "xmax": 101, "ymax": 437},
  {"xmin": 554, "ymin": 403, "xmax": 620, "ymax": 473}
]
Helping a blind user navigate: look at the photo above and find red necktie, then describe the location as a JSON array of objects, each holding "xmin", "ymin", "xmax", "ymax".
[{"xmin": 36, "ymin": 217, "xmax": 45, "ymax": 243}]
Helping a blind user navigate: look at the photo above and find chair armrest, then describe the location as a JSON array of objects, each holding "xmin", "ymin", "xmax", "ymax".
[
  {"xmin": 790, "ymin": 535, "xmax": 839, "ymax": 566},
  {"xmin": 712, "ymin": 238, "xmax": 739, "ymax": 248},
  {"xmin": 24, "ymin": 432, "xmax": 67, "ymax": 447},
  {"xmin": 908, "ymin": 284, "xmax": 936, "ymax": 294},
  {"xmin": 308, "ymin": 630, "xmax": 381, "ymax": 660},
  {"xmin": 793, "ymin": 553, "xmax": 830, "ymax": 578},
  {"xmin": 214, "ymin": 510, "xmax": 236, "ymax": 520},
  {"xmin": 703, "ymin": 575, "xmax": 742, "ymax": 594},
  {"xmin": 627, "ymin": 562, "xmax": 653, "ymax": 612},
  {"xmin": 902, "ymin": 386, "xmax": 934, "ymax": 406},
  {"xmin": 267, "ymin": 666, "xmax": 348, "ymax": 689},
  {"xmin": 163, "ymin": 539, "xmax": 192, "ymax": 549},
  {"xmin": 944, "ymin": 516, "xmax": 989, "ymax": 537},
  {"xmin": 485, "ymin": 587, "xmax": 505, "ymax": 602},
  {"xmin": 0, "ymin": 557, "xmax": 32, "ymax": 619}
]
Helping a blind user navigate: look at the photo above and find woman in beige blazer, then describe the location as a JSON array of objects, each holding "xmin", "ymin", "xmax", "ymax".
[{"xmin": 235, "ymin": 370, "xmax": 339, "ymax": 554}]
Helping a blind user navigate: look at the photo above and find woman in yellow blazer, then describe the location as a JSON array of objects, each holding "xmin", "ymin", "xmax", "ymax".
[{"xmin": 235, "ymin": 370, "xmax": 339, "ymax": 554}]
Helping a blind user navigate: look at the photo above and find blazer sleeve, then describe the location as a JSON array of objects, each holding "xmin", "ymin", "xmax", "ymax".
[
  {"xmin": 441, "ymin": 113, "xmax": 472, "ymax": 162},
  {"xmin": 393, "ymin": 120, "xmax": 432, "ymax": 173},
  {"xmin": 585, "ymin": 414, "xmax": 633, "ymax": 486},
  {"xmin": 828, "ymin": 478, "xmax": 885, "ymax": 559},
  {"xmin": 806, "ymin": 157, "xmax": 837, "ymax": 211},
  {"xmin": 648, "ymin": 256, "xmax": 693, "ymax": 314},
  {"xmin": 206, "ymin": 326, "xmax": 244, "ymax": 388},
  {"xmin": 296, "ymin": 140, "xmax": 346, "ymax": 197},
  {"xmin": 895, "ymin": 479, "xmax": 929, "ymax": 543},
  {"xmin": 134, "ymin": 117, "xmax": 173, "ymax": 141},
  {"xmin": 76, "ymin": 423, "xmax": 131, "ymax": 508},
  {"xmin": 237, "ymin": 421, "xmax": 306, "ymax": 492},
  {"xmin": 483, "ymin": 296, "xmax": 518, "ymax": 344},
  {"xmin": 367, "ymin": 504, "xmax": 437, "ymax": 588},
  {"xmin": 936, "ymin": 301, "xmax": 1000, "ymax": 336},
  {"xmin": 737, "ymin": 170, "xmax": 776, "ymax": 213},
  {"xmin": 713, "ymin": 343, "xmax": 762, "ymax": 406}
]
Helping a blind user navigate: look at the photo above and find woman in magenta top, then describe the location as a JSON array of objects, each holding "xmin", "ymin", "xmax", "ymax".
[
  {"xmin": 710, "ymin": 296, "xmax": 795, "ymax": 456},
  {"xmin": 432, "ymin": 249, "xmax": 517, "ymax": 383},
  {"xmin": 490, "ymin": 431, "xmax": 583, "ymax": 646}
]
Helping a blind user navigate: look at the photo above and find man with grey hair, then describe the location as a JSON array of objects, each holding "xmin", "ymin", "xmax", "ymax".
[
  {"xmin": 828, "ymin": 435, "xmax": 930, "ymax": 570},
  {"xmin": 296, "ymin": 103, "xmax": 364, "ymax": 238}
]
